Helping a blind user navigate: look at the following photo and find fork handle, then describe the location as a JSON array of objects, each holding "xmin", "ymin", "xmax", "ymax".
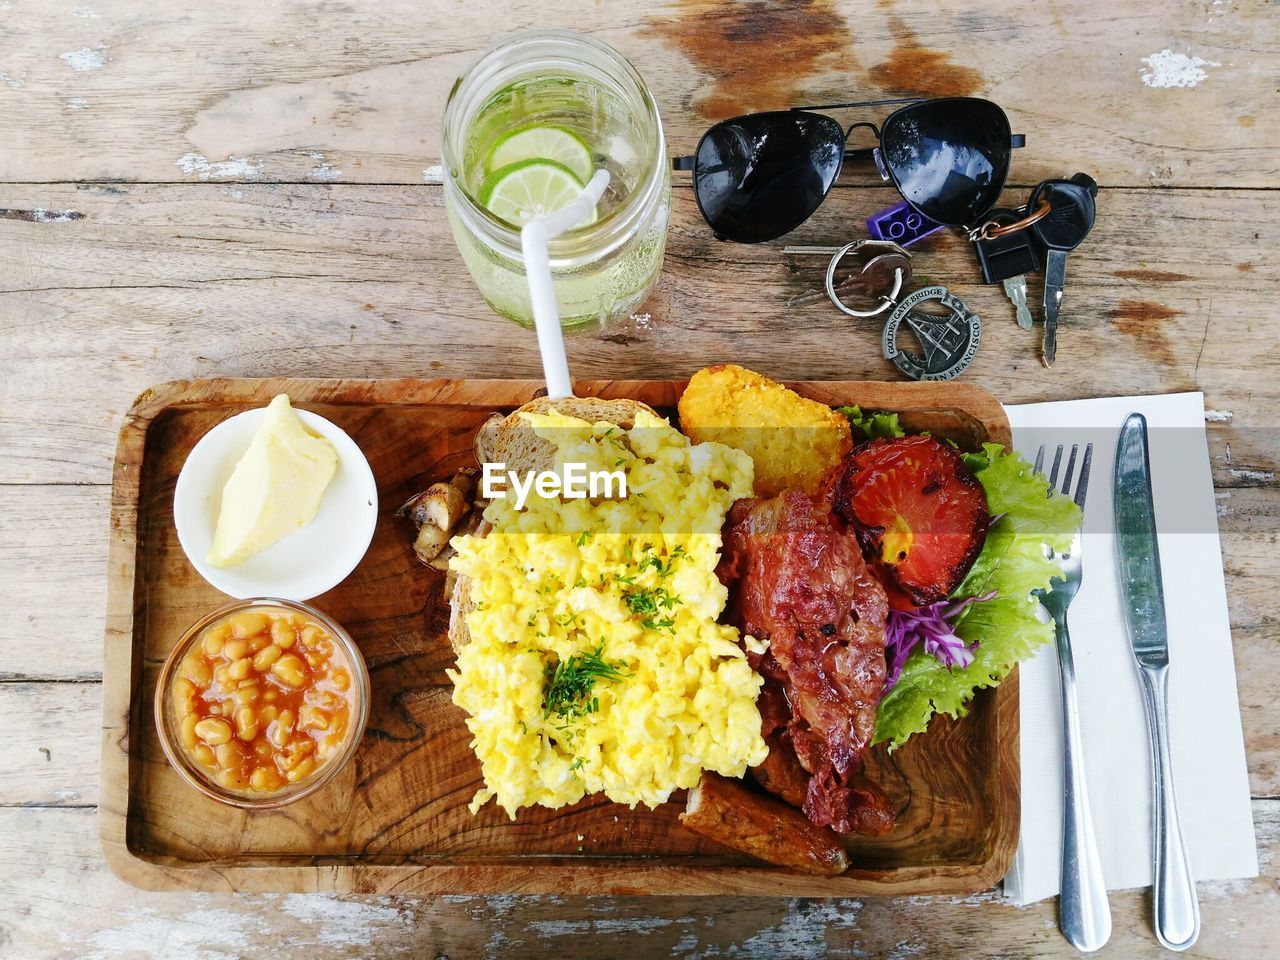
[
  {"xmin": 1055, "ymin": 616, "xmax": 1112, "ymax": 952},
  {"xmin": 1137, "ymin": 664, "xmax": 1200, "ymax": 951}
]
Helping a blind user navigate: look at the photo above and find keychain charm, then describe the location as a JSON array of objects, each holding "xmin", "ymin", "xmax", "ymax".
[
  {"xmin": 882, "ymin": 286, "xmax": 982, "ymax": 381},
  {"xmin": 789, "ymin": 239, "xmax": 982, "ymax": 381},
  {"xmin": 866, "ymin": 201, "xmax": 944, "ymax": 247}
]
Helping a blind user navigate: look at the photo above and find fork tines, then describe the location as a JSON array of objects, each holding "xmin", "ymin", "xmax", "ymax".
[{"xmin": 1034, "ymin": 442, "xmax": 1094, "ymax": 511}]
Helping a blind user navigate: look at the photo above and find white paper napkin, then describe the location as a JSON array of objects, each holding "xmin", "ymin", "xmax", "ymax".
[{"xmin": 1000, "ymin": 392, "xmax": 1257, "ymax": 905}]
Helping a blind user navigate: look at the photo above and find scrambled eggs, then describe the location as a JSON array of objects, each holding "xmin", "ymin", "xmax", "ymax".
[{"xmin": 448, "ymin": 408, "xmax": 768, "ymax": 818}]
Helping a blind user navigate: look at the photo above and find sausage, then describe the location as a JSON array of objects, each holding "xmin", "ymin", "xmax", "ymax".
[
  {"xmin": 679, "ymin": 773, "xmax": 849, "ymax": 876},
  {"xmin": 750, "ymin": 730, "xmax": 810, "ymax": 810}
]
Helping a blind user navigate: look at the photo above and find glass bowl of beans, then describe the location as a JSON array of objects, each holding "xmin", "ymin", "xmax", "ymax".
[{"xmin": 154, "ymin": 598, "xmax": 370, "ymax": 808}]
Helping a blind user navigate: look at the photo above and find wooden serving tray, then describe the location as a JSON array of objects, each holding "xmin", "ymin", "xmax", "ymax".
[{"xmin": 101, "ymin": 377, "xmax": 1016, "ymax": 895}]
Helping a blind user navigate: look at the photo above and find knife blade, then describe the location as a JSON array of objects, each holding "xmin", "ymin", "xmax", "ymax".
[
  {"xmin": 1113, "ymin": 411, "xmax": 1200, "ymax": 951},
  {"xmin": 1114, "ymin": 413, "xmax": 1169, "ymax": 668}
]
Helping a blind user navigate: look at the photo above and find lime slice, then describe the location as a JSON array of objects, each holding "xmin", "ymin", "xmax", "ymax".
[
  {"xmin": 485, "ymin": 124, "xmax": 594, "ymax": 183},
  {"xmin": 478, "ymin": 159, "xmax": 597, "ymax": 229}
]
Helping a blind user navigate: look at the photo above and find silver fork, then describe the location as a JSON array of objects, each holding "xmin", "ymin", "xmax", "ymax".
[{"xmin": 1033, "ymin": 443, "xmax": 1112, "ymax": 952}]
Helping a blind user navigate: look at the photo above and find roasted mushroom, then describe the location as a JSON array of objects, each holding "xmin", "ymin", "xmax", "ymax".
[{"xmin": 397, "ymin": 469, "xmax": 478, "ymax": 567}]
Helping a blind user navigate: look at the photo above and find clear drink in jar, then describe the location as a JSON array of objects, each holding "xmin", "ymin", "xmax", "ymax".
[{"xmin": 442, "ymin": 31, "xmax": 671, "ymax": 330}]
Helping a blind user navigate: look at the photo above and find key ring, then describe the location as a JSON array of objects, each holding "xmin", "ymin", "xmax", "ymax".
[
  {"xmin": 805, "ymin": 238, "xmax": 981, "ymax": 380},
  {"xmin": 825, "ymin": 240, "xmax": 910, "ymax": 318},
  {"xmin": 968, "ymin": 197, "xmax": 1052, "ymax": 242}
]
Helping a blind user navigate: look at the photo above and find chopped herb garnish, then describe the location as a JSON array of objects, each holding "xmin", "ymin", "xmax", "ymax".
[
  {"xmin": 623, "ymin": 586, "xmax": 681, "ymax": 617},
  {"xmin": 570, "ymin": 756, "xmax": 586, "ymax": 772},
  {"xmin": 542, "ymin": 643, "xmax": 629, "ymax": 722},
  {"xmin": 624, "ymin": 586, "xmax": 682, "ymax": 633},
  {"xmin": 641, "ymin": 547, "xmax": 685, "ymax": 579},
  {"xmin": 576, "ymin": 530, "xmax": 592, "ymax": 547}
]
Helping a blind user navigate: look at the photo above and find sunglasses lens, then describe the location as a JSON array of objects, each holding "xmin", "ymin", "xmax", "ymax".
[
  {"xmin": 693, "ymin": 112, "xmax": 845, "ymax": 243},
  {"xmin": 880, "ymin": 98, "xmax": 1012, "ymax": 226}
]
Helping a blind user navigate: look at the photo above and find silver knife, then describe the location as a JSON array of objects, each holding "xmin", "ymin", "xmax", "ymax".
[{"xmin": 1114, "ymin": 412, "xmax": 1200, "ymax": 951}]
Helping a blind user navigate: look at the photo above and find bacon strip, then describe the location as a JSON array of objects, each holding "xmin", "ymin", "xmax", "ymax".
[{"xmin": 720, "ymin": 490, "xmax": 894, "ymax": 835}]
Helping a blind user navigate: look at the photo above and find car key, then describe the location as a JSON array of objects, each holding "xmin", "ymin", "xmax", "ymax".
[
  {"xmin": 974, "ymin": 208, "xmax": 1042, "ymax": 331},
  {"xmin": 1027, "ymin": 173, "xmax": 1098, "ymax": 366}
]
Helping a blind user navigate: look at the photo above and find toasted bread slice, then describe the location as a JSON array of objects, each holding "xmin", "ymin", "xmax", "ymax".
[
  {"xmin": 448, "ymin": 395, "xmax": 658, "ymax": 653},
  {"xmin": 490, "ymin": 395, "xmax": 657, "ymax": 474},
  {"xmin": 447, "ymin": 517, "xmax": 490, "ymax": 654},
  {"xmin": 678, "ymin": 364, "xmax": 852, "ymax": 497}
]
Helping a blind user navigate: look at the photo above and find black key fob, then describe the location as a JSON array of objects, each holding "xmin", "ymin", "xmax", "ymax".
[
  {"xmin": 1027, "ymin": 177, "xmax": 1097, "ymax": 252},
  {"xmin": 974, "ymin": 208, "xmax": 1042, "ymax": 284}
]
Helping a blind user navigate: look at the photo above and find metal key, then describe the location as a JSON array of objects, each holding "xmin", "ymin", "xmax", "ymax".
[
  {"xmin": 783, "ymin": 241, "xmax": 911, "ymax": 313},
  {"xmin": 1028, "ymin": 173, "xmax": 1098, "ymax": 366},
  {"xmin": 974, "ymin": 208, "xmax": 1041, "ymax": 331},
  {"xmin": 1003, "ymin": 275, "xmax": 1034, "ymax": 330}
]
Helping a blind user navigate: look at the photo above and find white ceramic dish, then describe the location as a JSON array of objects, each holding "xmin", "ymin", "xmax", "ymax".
[{"xmin": 173, "ymin": 405, "xmax": 378, "ymax": 601}]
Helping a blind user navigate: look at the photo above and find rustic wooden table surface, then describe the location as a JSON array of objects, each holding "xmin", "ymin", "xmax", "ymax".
[{"xmin": 2, "ymin": 0, "xmax": 1277, "ymax": 957}]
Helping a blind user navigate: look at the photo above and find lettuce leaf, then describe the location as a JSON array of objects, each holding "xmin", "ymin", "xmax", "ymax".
[
  {"xmin": 872, "ymin": 443, "xmax": 1081, "ymax": 750},
  {"xmin": 836, "ymin": 405, "xmax": 903, "ymax": 441}
]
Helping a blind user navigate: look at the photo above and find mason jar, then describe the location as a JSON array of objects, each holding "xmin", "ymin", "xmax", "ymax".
[{"xmin": 441, "ymin": 29, "xmax": 671, "ymax": 331}]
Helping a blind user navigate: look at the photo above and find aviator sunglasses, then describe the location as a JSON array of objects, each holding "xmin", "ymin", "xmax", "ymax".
[{"xmin": 673, "ymin": 97, "xmax": 1026, "ymax": 244}]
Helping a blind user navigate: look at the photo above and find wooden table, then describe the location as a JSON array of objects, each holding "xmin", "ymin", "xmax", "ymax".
[{"xmin": 2, "ymin": 1, "xmax": 1276, "ymax": 956}]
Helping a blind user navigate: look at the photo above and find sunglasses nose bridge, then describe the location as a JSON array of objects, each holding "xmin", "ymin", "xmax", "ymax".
[{"xmin": 843, "ymin": 120, "xmax": 881, "ymax": 145}]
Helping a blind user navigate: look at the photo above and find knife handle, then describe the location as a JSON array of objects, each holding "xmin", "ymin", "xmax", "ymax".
[
  {"xmin": 1137, "ymin": 664, "xmax": 1200, "ymax": 951},
  {"xmin": 1055, "ymin": 616, "xmax": 1112, "ymax": 952}
]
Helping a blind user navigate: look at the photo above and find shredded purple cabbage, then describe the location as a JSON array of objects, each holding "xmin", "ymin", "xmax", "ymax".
[{"xmin": 883, "ymin": 591, "xmax": 997, "ymax": 693}]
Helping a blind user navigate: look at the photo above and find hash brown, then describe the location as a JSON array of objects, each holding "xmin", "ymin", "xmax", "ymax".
[{"xmin": 678, "ymin": 364, "xmax": 852, "ymax": 497}]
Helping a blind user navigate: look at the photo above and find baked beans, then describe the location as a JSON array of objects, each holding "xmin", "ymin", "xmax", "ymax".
[{"xmin": 171, "ymin": 608, "xmax": 355, "ymax": 795}]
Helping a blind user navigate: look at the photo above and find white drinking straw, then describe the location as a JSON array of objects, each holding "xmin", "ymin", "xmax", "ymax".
[{"xmin": 520, "ymin": 168, "xmax": 610, "ymax": 400}]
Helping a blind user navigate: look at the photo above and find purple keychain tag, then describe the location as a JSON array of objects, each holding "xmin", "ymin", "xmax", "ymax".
[{"xmin": 867, "ymin": 201, "xmax": 944, "ymax": 247}]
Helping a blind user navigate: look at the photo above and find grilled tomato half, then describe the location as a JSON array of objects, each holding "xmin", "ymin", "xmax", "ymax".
[{"xmin": 826, "ymin": 435, "xmax": 989, "ymax": 609}]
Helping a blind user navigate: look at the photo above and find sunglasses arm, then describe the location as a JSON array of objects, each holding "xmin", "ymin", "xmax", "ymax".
[
  {"xmin": 671, "ymin": 134, "xmax": 1024, "ymax": 172},
  {"xmin": 845, "ymin": 136, "xmax": 1024, "ymax": 159},
  {"xmin": 791, "ymin": 98, "xmax": 922, "ymax": 111},
  {"xmin": 672, "ymin": 148, "xmax": 881, "ymax": 174}
]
